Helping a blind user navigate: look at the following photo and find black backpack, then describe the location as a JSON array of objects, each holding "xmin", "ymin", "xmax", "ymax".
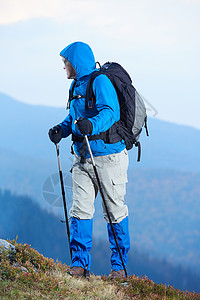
[{"xmin": 68, "ymin": 62, "xmax": 149, "ymax": 161}]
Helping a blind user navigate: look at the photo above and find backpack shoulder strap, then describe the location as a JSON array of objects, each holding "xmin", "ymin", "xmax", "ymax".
[{"xmin": 85, "ymin": 71, "xmax": 103, "ymax": 109}]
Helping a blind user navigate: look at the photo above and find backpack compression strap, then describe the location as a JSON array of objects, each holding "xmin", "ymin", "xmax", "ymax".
[{"xmin": 144, "ymin": 116, "xmax": 149, "ymax": 136}]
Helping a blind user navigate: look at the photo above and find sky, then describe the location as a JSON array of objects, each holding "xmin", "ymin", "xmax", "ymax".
[{"xmin": 0, "ymin": 0, "xmax": 200, "ymax": 128}]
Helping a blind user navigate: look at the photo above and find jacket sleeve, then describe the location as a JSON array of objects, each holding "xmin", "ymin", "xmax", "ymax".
[
  {"xmin": 59, "ymin": 112, "xmax": 72, "ymax": 138},
  {"xmin": 88, "ymin": 74, "xmax": 120, "ymax": 135}
]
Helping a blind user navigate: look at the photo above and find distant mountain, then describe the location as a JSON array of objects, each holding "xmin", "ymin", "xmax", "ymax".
[
  {"xmin": 126, "ymin": 168, "xmax": 200, "ymax": 272},
  {"xmin": 0, "ymin": 92, "xmax": 73, "ymax": 206},
  {"xmin": 0, "ymin": 92, "xmax": 70, "ymax": 160},
  {"xmin": 0, "ymin": 190, "xmax": 199, "ymax": 293},
  {"xmin": 136, "ymin": 117, "xmax": 200, "ymax": 173},
  {"xmin": 0, "ymin": 145, "xmax": 57, "ymax": 207},
  {"xmin": 0, "ymin": 92, "xmax": 200, "ymax": 278},
  {"xmin": 1, "ymin": 92, "xmax": 200, "ymax": 172}
]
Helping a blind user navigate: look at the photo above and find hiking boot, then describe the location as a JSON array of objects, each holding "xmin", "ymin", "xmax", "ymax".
[
  {"xmin": 68, "ymin": 266, "xmax": 90, "ymax": 278},
  {"xmin": 108, "ymin": 269, "xmax": 125, "ymax": 279}
]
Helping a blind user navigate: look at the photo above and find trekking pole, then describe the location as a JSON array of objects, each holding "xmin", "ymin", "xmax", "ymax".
[
  {"xmin": 55, "ymin": 144, "xmax": 72, "ymax": 260},
  {"xmin": 84, "ymin": 135, "xmax": 128, "ymax": 277}
]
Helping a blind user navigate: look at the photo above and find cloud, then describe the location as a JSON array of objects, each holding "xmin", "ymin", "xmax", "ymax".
[
  {"xmin": 0, "ymin": 0, "xmax": 104, "ymax": 25},
  {"xmin": 185, "ymin": 0, "xmax": 200, "ymax": 3},
  {"xmin": 1, "ymin": 0, "xmax": 199, "ymax": 50}
]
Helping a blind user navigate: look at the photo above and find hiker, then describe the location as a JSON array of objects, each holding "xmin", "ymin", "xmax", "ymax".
[{"xmin": 49, "ymin": 41, "xmax": 130, "ymax": 279}]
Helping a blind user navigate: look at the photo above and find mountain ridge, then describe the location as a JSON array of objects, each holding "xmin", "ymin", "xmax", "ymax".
[{"xmin": 1, "ymin": 91, "xmax": 200, "ymax": 173}]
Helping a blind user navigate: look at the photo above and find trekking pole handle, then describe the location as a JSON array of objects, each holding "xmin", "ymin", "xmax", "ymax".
[{"xmin": 74, "ymin": 120, "xmax": 95, "ymax": 165}]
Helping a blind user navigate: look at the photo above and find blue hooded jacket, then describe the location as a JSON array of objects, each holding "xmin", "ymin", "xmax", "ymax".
[{"xmin": 59, "ymin": 41, "xmax": 125, "ymax": 157}]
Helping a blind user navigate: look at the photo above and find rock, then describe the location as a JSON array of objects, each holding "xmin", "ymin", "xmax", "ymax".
[
  {"xmin": 0, "ymin": 239, "xmax": 16, "ymax": 262},
  {"xmin": 0, "ymin": 239, "xmax": 16, "ymax": 253},
  {"xmin": 0, "ymin": 239, "xmax": 38, "ymax": 273},
  {"xmin": 14, "ymin": 262, "xmax": 29, "ymax": 273}
]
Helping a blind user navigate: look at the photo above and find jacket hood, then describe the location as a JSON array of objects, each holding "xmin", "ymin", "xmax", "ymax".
[{"xmin": 60, "ymin": 41, "xmax": 96, "ymax": 79}]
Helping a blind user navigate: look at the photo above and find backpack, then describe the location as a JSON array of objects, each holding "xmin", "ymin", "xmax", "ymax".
[{"xmin": 68, "ymin": 62, "xmax": 149, "ymax": 162}]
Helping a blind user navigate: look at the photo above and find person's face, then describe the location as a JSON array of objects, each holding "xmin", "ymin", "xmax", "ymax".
[{"xmin": 62, "ymin": 58, "xmax": 76, "ymax": 79}]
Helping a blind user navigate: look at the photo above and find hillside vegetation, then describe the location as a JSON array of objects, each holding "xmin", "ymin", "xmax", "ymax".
[
  {"xmin": 1, "ymin": 190, "xmax": 200, "ymax": 293},
  {"xmin": 0, "ymin": 240, "xmax": 199, "ymax": 300}
]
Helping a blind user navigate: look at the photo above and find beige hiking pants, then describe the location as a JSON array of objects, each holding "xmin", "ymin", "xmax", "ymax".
[{"xmin": 69, "ymin": 148, "xmax": 129, "ymax": 223}]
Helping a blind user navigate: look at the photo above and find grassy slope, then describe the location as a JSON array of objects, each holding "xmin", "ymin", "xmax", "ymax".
[{"xmin": 0, "ymin": 241, "xmax": 199, "ymax": 300}]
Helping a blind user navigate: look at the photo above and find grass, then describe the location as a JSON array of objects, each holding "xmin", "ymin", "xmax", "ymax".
[{"xmin": 0, "ymin": 240, "xmax": 200, "ymax": 299}]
